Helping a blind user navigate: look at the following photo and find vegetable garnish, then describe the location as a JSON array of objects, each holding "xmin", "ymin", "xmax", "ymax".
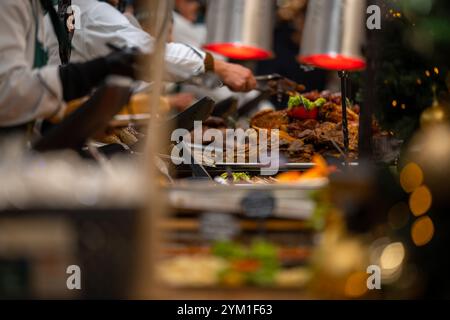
[
  {"xmin": 213, "ymin": 240, "xmax": 280, "ymax": 287},
  {"xmin": 220, "ymin": 172, "xmax": 252, "ymax": 182},
  {"xmin": 287, "ymin": 95, "xmax": 326, "ymax": 120},
  {"xmin": 288, "ymin": 95, "xmax": 326, "ymax": 111},
  {"xmin": 288, "ymin": 95, "xmax": 302, "ymax": 109}
]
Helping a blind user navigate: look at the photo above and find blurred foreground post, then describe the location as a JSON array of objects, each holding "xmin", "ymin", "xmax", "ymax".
[{"xmin": 131, "ymin": 0, "xmax": 174, "ymax": 299}]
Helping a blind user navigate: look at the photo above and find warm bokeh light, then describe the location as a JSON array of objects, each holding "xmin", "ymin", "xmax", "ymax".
[
  {"xmin": 411, "ymin": 216, "xmax": 435, "ymax": 246},
  {"xmin": 344, "ymin": 272, "xmax": 368, "ymax": 298},
  {"xmin": 380, "ymin": 242, "xmax": 405, "ymax": 271},
  {"xmin": 204, "ymin": 43, "xmax": 273, "ymax": 60},
  {"xmin": 400, "ymin": 163, "xmax": 424, "ymax": 193},
  {"xmin": 388, "ymin": 202, "xmax": 410, "ymax": 230},
  {"xmin": 409, "ymin": 185, "xmax": 432, "ymax": 217},
  {"xmin": 323, "ymin": 240, "xmax": 365, "ymax": 275},
  {"xmin": 299, "ymin": 54, "xmax": 366, "ymax": 71}
]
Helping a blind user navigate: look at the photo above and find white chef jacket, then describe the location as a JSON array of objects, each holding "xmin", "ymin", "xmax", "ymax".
[
  {"xmin": 0, "ymin": 0, "xmax": 64, "ymax": 127},
  {"xmin": 44, "ymin": 0, "xmax": 206, "ymax": 82}
]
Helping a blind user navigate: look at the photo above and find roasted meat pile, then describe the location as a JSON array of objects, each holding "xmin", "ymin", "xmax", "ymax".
[
  {"xmin": 182, "ymin": 90, "xmax": 390, "ymax": 164},
  {"xmin": 251, "ymin": 91, "xmax": 361, "ymax": 162}
]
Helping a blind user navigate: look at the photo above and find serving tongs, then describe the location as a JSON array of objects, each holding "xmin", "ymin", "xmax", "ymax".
[
  {"xmin": 131, "ymin": 73, "xmax": 223, "ymax": 95},
  {"xmin": 230, "ymin": 74, "xmax": 306, "ymax": 119},
  {"xmin": 255, "ymin": 73, "xmax": 306, "ymax": 102},
  {"xmin": 130, "ymin": 96, "xmax": 216, "ymax": 152}
]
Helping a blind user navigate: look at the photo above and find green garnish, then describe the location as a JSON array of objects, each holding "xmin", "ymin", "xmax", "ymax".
[
  {"xmin": 288, "ymin": 95, "xmax": 302, "ymax": 109},
  {"xmin": 288, "ymin": 95, "xmax": 327, "ymax": 111},
  {"xmin": 220, "ymin": 172, "xmax": 251, "ymax": 182},
  {"xmin": 313, "ymin": 97, "xmax": 327, "ymax": 108},
  {"xmin": 213, "ymin": 239, "xmax": 280, "ymax": 286},
  {"xmin": 249, "ymin": 239, "xmax": 278, "ymax": 262},
  {"xmin": 212, "ymin": 240, "xmax": 247, "ymax": 259}
]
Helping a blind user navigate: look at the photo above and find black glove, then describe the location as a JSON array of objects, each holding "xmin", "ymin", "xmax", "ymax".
[
  {"xmin": 59, "ymin": 47, "xmax": 141, "ymax": 102},
  {"xmin": 104, "ymin": 46, "xmax": 140, "ymax": 79}
]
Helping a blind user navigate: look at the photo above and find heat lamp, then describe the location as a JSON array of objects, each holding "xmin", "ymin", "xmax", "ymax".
[
  {"xmin": 204, "ymin": 0, "xmax": 274, "ymax": 60},
  {"xmin": 299, "ymin": 0, "xmax": 367, "ymax": 156}
]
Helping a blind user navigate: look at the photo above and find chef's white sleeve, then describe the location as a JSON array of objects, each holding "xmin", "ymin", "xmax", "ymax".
[
  {"xmin": 164, "ymin": 42, "xmax": 206, "ymax": 82},
  {"xmin": 78, "ymin": 2, "xmax": 205, "ymax": 82},
  {"xmin": 0, "ymin": 0, "xmax": 64, "ymax": 127}
]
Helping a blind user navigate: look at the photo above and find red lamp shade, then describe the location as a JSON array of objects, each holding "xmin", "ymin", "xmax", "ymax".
[
  {"xmin": 205, "ymin": 0, "xmax": 273, "ymax": 61},
  {"xmin": 203, "ymin": 43, "xmax": 272, "ymax": 60},
  {"xmin": 299, "ymin": 0, "xmax": 366, "ymax": 71},
  {"xmin": 299, "ymin": 54, "xmax": 366, "ymax": 71}
]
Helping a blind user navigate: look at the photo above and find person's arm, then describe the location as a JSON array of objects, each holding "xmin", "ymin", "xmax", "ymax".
[
  {"xmin": 78, "ymin": 3, "xmax": 256, "ymax": 90},
  {"xmin": 80, "ymin": 3, "xmax": 204, "ymax": 82},
  {"xmin": 0, "ymin": 0, "xmax": 64, "ymax": 127},
  {"xmin": 80, "ymin": 3, "xmax": 152, "ymax": 59},
  {"xmin": 164, "ymin": 42, "xmax": 206, "ymax": 82},
  {"xmin": 165, "ymin": 44, "xmax": 257, "ymax": 91},
  {"xmin": 59, "ymin": 47, "xmax": 138, "ymax": 101},
  {"xmin": 213, "ymin": 59, "xmax": 257, "ymax": 92}
]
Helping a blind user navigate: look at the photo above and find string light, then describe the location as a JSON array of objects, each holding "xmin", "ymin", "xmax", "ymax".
[
  {"xmin": 409, "ymin": 185, "xmax": 432, "ymax": 217},
  {"xmin": 344, "ymin": 272, "xmax": 368, "ymax": 298},
  {"xmin": 400, "ymin": 163, "xmax": 423, "ymax": 193},
  {"xmin": 380, "ymin": 242, "xmax": 405, "ymax": 271},
  {"xmin": 397, "ymin": 159, "xmax": 436, "ymax": 250},
  {"xmin": 388, "ymin": 9, "xmax": 402, "ymax": 18},
  {"xmin": 411, "ymin": 216, "xmax": 435, "ymax": 247}
]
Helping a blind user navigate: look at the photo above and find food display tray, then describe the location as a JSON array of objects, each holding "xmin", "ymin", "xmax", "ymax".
[{"xmin": 168, "ymin": 179, "xmax": 328, "ymax": 220}]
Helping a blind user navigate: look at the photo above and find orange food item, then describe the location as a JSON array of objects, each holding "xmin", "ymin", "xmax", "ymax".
[
  {"xmin": 231, "ymin": 259, "xmax": 262, "ymax": 273},
  {"xmin": 276, "ymin": 171, "xmax": 303, "ymax": 183},
  {"xmin": 275, "ymin": 154, "xmax": 334, "ymax": 183},
  {"xmin": 221, "ymin": 270, "xmax": 246, "ymax": 287}
]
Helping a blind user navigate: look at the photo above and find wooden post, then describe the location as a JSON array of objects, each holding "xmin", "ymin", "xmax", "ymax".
[{"xmin": 130, "ymin": 0, "xmax": 174, "ymax": 299}]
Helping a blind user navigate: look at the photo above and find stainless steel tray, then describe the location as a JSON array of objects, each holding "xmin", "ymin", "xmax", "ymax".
[
  {"xmin": 168, "ymin": 179, "xmax": 328, "ymax": 220},
  {"xmin": 213, "ymin": 162, "xmax": 359, "ymax": 170}
]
